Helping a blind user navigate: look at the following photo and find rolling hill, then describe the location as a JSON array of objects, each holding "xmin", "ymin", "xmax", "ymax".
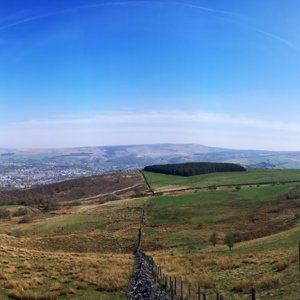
[{"xmin": 2, "ymin": 144, "xmax": 300, "ymax": 188}]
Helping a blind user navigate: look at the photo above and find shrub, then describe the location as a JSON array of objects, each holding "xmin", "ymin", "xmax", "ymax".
[
  {"xmin": 12, "ymin": 207, "xmax": 28, "ymax": 217},
  {"xmin": 18, "ymin": 215, "xmax": 32, "ymax": 224},
  {"xmin": 224, "ymin": 232, "xmax": 242, "ymax": 250},
  {"xmin": 232, "ymin": 232, "xmax": 242, "ymax": 243},
  {"xmin": 43, "ymin": 201, "xmax": 59, "ymax": 212},
  {"xmin": 286, "ymin": 188, "xmax": 300, "ymax": 199},
  {"xmin": 209, "ymin": 185, "xmax": 217, "ymax": 191},
  {"xmin": 208, "ymin": 232, "xmax": 218, "ymax": 246},
  {"xmin": 224, "ymin": 232, "xmax": 235, "ymax": 250},
  {"xmin": 98, "ymin": 194, "xmax": 121, "ymax": 202},
  {"xmin": 0, "ymin": 209, "xmax": 10, "ymax": 219}
]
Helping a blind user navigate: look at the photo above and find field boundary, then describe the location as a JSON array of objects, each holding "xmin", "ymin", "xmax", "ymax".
[
  {"xmin": 127, "ymin": 207, "xmax": 170, "ymax": 299},
  {"xmin": 148, "ymin": 178, "xmax": 300, "ymax": 196},
  {"xmin": 136, "ymin": 208, "xmax": 300, "ymax": 299},
  {"xmin": 139, "ymin": 170, "xmax": 155, "ymax": 195}
]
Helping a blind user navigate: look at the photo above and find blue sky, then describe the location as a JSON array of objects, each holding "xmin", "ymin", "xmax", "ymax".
[{"xmin": 1, "ymin": 0, "xmax": 300, "ymax": 150}]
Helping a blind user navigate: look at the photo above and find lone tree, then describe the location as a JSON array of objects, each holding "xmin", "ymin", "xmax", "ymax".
[
  {"xmin": 224, "ymin": 232, "xmax": 236, "ymax": 250},
  {"xmin": 209, "ymin": 232, "xmax": 218, "ymax": 247}
]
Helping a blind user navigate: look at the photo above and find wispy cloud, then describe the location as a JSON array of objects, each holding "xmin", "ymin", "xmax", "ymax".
[
  {"xmin": 0, "ymin": 14, "xmax": 49, "ymax": 31},
  {"xmin": 69, "ymin": 1, "xmax": 300, "ymax": 51},
  {"xmin": 2, "ymin": 110, "xmax": 300, "ymax": 150},
  {"xmin": 0, "ymin": 0, "xmax": 296, "ymax": 51},
  {"xmin": 9, "ymin": 110, "xmax": 300, "ymax": 133},
  {"xmin": 0, "ymin": 11, "xmax": 25, "ymax": 24},
  {"xmin": 74, "ymin": 1, "xmax": 236, "ymax": 16},
  {"xmin": 254, "ymin": 28, "xmax": 299, "ymax": 50},
  {"xmin": 0, "ymin": 1, "xmax": 236, "ymax": 32}
]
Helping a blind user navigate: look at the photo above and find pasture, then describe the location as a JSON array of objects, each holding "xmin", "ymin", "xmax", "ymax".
[
  {"xmin": 0, "ymin": 168, "xmax": 299, "ymax": 299},
  {"xmin": 0, "ymin": 198, "xmax": 148, "ymax": 299},
  {"xmin": 143, "ymin": 169, "xmax": 300, "ymax": 299}
]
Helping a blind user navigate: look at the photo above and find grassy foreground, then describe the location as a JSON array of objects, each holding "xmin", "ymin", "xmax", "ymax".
[
  {"xmin": 0, "ymin": 198, "xmax": 147, "ymax": 299},
  {"xmin": 0, "ymin": 168, "xmax": 299, "ymax": 299},
  {"xmin": 143, "ymin": 169, "xmax": 300, "ymax": 299}
]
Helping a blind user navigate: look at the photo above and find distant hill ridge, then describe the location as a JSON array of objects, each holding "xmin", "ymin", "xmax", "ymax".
[{"xmin": 1, "ymin": 144, "xmax": 300, "ymax": 189}]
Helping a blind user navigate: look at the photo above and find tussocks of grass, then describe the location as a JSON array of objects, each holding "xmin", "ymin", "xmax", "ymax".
[
  {"xmin": 257, "ymin": 275, "xmax": 281, "ymax": 289},
  {"xmin": 7, "ymin": 289, "xmax": 58, "ymax": 300},
  {"xmin": 274, "ymin": 260, "xmax": 289, "ymax": 272},
  {"xmin": 78, "ymin": 258, "xmax": 132, "ymax": 291},
  {"xmin": 231, "ymin": 279, "xmax": 253, "ymax": 293},
  {"xmin": 4, "ymin": 277, "xmax": 44, "ymax": 291},
  {"xmin": 0, "ymin": 242, "xmax": 133, "ymax": 298},
  {"xmin": 149, "ymin": 247, "xmax": 299, "ymax": 299},
  {"xmin": 0, "ymin": 269, "xmax": 8, "ymax": 280},
  {"xmin": 196, "ymin": 275, "xmax": 215, "ymax": 289},
  {"xmin": 217, "ymin": 257, "xmax": 240, "ymax": 270}
]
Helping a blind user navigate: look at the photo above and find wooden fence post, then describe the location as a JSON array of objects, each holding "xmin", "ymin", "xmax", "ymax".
[
  {"xmin": 171, "ymin": 279, "xmax": 174, "ymax": 300},
  {"xmin": 174, "ymin": 277, "xmax": 177, "ymax": 295},
  {"xmin": 197, "ymin": 285, "xmax": 200, "ymax": 300},
  {"xmin": 299, "ymin": 242, "xmax": 300, "ymax": 276},
  {"xmin": 180, "ymin": 280, "xmax": 183, "ymax": 300},
  {"xmin": 216, "ymin": 292, "xmax": 219, "ymax": 300},
  {"xmin": 252, "ymin": 288, "xmax": 256, "ymax": 300},
  {"xmin": 165, "ymin": 275, "xmax": 168, "ymax": 291},
  {"xmin": 203, "ymin": 292, "xmax": 206, "ymax": 300}
]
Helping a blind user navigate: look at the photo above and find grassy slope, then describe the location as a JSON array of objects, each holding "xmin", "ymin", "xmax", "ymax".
[
  {"xmin": 0, "ymin": 170, "xmax": 148, "ymax": 205},
  {"xmin": 0, "ymin": 198, "xmax": 148, "ymax": 299},
  {"xmin": 0, "ymin": 169, "xmax": 299, "ymax": 299},
  {"xmin": 143, "ymin": 168, "xmax": 300, "ymax": 189},
  {"xmin": 145, "ymin": 184, "xmax": 297, "ymax": 248},
  {"xmin": 143, "ymin": 170, "xmax": 300, "ymax": 299}
]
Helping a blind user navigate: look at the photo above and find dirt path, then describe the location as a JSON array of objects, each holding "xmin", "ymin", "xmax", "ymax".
[{"xmin": 127, "ymin": 209, "xmax": 171, "ymax": 300}]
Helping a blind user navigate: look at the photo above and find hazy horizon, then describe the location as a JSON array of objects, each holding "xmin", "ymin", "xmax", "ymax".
[
  {"xmin": 0, "ymin": 142, "xmax": 299, "ymax": 153},
  {"xmin": 1, "ymin": 1, "xmax": 300, "ymax": 150}
]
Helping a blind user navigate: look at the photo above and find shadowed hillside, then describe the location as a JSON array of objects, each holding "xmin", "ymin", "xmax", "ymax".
[{"xmin": 0, "ymin": 171, "xmax": 148, "ymax": 206}]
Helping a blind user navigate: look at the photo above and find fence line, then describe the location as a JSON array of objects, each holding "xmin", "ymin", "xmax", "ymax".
[
  {"xmin": 137, "ymin": 208, "xmax": 300, "ymax": 299},
  {"xmin": 137, "ymin": 207, "xmax": 257, "ymax": 300},
  {"xmin": 143, "ymin": 251, "xmax": 258, "ymax": 299}
]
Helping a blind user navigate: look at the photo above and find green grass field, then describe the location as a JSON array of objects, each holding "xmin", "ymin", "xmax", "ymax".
[
  {"xmin": 143, "ymin": 168, "xmax": 300, "ymax": 189},
  {"xmin": 145, "ymin": 184, "xmax": 298, "ymax": 248},
  {"xmin": 143, "ymin": 169, "xmax": 300, "ymax": 299},
  {"xmin": 0, "ymin": 168, "xmax": 299, "ymax": 299}
]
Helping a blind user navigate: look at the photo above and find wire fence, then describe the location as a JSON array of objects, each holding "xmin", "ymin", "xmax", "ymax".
[
  {"xmin": 142, "ymin": 250, "xmax": 257, "ymax": 300},
  {"xmin": 137, "ymin": 209, "xmax": 300, "ymax": 300}
]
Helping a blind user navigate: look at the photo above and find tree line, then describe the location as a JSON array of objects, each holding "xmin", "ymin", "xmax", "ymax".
[{"xmin": 144, "ymin": 162, "xmax": 246, "ymax": 177}]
